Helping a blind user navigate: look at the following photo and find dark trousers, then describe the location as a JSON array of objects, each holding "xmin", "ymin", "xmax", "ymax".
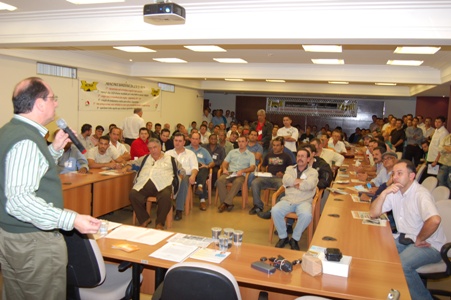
[
  {"xmin": 129, "ymin": 180, "xmax": 172, "ymax": 226},
  {"xmin": 196, "ymin": 167, "xmax": 210, "ymax": 199},
  {"xmin": 404, "ymin": 144, "xmax": 422, "ymax": 167},
  {"xmin": 124, "ymin": 138, "xmax": 135, "ymax": 146}
]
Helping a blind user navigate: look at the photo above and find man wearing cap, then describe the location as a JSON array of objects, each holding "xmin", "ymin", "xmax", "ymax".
[{"xmin": 358, "ymin": 149, "xmax": 397, "ymax": 188}]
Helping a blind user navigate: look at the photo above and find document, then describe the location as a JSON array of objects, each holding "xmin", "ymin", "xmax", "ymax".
[
  {"xmin": 99, "ymin": 170, "xmax": 121, "ymax": 176},
  {"xmin": 167, "ymin": 233, "xmax": 213, "ymax": 248},
  {"xmin": 427, "ymin": 164, "xmax": 439, "ymax": 175},
  {"xmin": 190, "ymin": 248, "xmax": 231, "ymax": 264},
  {"xmin": 255, "ymin": 172, "xmax": 273, "ymax": 178},
  {"xmin": 149, "ymin": 243, "xmax": 198, "ymax": 262},
  {"xmin": 105, "ymin": 225, "xmax": 174, "ymax": 245},
  {"xmin": 226, "ymin": 172, "xmax": 245, "ymax": 179}
]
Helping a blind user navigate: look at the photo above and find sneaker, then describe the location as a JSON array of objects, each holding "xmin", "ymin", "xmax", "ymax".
[
  {"xmin": 275, "ymin": 237, "xmax": 289, "ymax": 248},
  {"xmin": 174, "ymin": 210, "xmax": 183, "ymax": 221},
  {"xmin": 257, "ymin": 210, "xmax": 271, "ymax": 220},
  {"xmin": 199, "ymin": 201, "xmax": 207, "ymax": 211},
  {"xmin": 248, "ymin": 205, "xmax": 263, "ymax": 215},
  {"xmin": 289, "ymin": 238, "xmax": 300, "ymax": 251}
]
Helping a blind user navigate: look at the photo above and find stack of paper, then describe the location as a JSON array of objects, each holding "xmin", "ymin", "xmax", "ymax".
[{"xmin": 106, "ymin": 225, "xmax": 174, "ymax": 245}]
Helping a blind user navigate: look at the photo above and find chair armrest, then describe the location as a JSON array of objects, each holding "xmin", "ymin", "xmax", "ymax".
[
  {"xmin": 118, "ymin": 261, "xmax": 132, "ymax": 272},
  {"xmin": 440, "ymin": 242, "xmax": 451, "ymax": 275},
  {"xmin": 271, "ymin": 186, "xmax": 286, "ymax": 206}
]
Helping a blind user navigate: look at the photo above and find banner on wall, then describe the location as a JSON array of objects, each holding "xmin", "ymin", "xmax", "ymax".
[{"xmin": 78, "ymin": 79, "xmax": 161, "ymax": 112}]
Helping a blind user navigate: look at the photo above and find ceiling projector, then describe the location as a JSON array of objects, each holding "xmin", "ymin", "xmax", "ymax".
[{"xmin": 143, "ymin": 2, "xmax": 186, "ymax": 25}]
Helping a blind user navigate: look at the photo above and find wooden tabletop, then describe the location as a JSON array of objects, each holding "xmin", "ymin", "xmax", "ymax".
[{"xmin": 60, "ymin": 169, "xmax": 134, "ymax": 190}]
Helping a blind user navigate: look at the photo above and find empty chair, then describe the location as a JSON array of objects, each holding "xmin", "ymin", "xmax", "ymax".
[
  {"xmin": 417, "ymin": 200, "xmax": 451, "ymax": 298},
  {"xmin": 152, "ymin": 262, "xmax": 241, "ymax": 300},
  {"xmin": 63, "ymin": 230, "xmax": 142, "ymax": 300},
  {"xmin": 431, "ymin": 185, "xmax": 450, "ymax": 202},
  {"xmin": 416, "ymin": 164, "xmax": 426, "ymax": 182},
  {"xmin": 421, "ymin": 176, "xmax": 438, "ymax": 192}
]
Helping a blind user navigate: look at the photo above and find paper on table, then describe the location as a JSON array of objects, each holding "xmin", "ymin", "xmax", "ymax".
[
  {"xmin": 352, "ymin": 211, "xmax": 388, "ymax": 220},
  {"xmin": 105, "ymin": 225, "xmax": 174, "ymax": 245},
  {"xmin": 190, "ymin": 248, "xmax": 230, "ymax": 263},
  {"xmin": 167, "ymin": 233, "xmax": 213, "ymax": 248},
  {"xmin": 93, "ymin": 221, "xmax": 123, "ymax": 240},
  {"xmin": 99, "ymin": 170, "xmax": 121, "ymax": 176},
  {"xmin": 149, "ymin": 243, "xmax": 198, "ymax": 262}
]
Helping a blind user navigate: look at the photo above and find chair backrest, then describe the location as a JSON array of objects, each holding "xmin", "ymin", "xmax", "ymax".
[
  {"xmin": 436, "ymin": 200, "xmax": 451, "ymax": 244},
  {"xmin": 432, "ymin": 186, "xmax": 451, "ymax": 202},
  {"xmin": 416, "ymin": 164, "xmax": 426, "ymax": 182},
  {"xmin": 159, "ymin": 262, "xmax": 241, "ymax": 300},
  {"xmin": 63, "ymin": 230, "xmax": 106, "ymax": 291},
  {"xmin": 421, "ymin": 176, "xmax": 438, "ymax": 192}
]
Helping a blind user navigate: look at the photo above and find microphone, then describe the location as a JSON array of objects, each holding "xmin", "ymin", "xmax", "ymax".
[{"xmin": 56, "ymin": 118, "xmax": 87, "ymax": 154}]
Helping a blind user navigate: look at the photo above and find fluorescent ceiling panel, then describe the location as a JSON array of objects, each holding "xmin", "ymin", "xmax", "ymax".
[
  {"xmin": 302, "ymin": 45, "xmax": 342, "ymax": 53},
  {"xmin": 394, "ymin": 46, "xmax": 441, "ymax": 55},
  {"xmin": 213, "ymin": 58, "xmax": 247, "ymax": 63},
  {"xmin": 113, "ymin": 46, "xmax": 155, "ymax": 53},
  {"xmin": 328, "ymin": 81, "xmax": 349, "ymax": 84},
  {"xmin": 387, "ymin": 60, "xmax": 423, "ymax": 66},
  {"xmin": 266, "ymin": 79, "xmax": 286, "ymax": 83},
  {"xmin": 312, "ymin": 59, "xmax": 344, "ymax": 65},
  {"xmin": 67, "ymin": 0, "xmax": 124, "ymax": 4},
  {"xmin": 184, "ymin": 45, "xmax": 226, "ymax": 52},
  {"xmin": 375, "ymin": 82, "xmax": 397, "ymax": 86},
  {"xmin": 0, "ymin": 2, "xmax": 17, "ymax": 10},
  {"xmin": 153, "ymin": 58, "xmax": 187, "ymax": 63},
  {"xmin": 225, "ymin": 78, "xmax": 244, "ymax": 81}
]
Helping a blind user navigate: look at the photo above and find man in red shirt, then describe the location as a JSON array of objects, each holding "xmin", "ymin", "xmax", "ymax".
[
  {"xmin": 250, "ymin": 109, "xmax": 273, "ymax": 155},
  {"xmin": 130, "ymin": 127, "xmax": 150, "ymax": 159}
]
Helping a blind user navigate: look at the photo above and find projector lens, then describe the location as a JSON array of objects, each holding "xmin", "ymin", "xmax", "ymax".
[{"xmin": 163, "ymin": 6, "xmax": 171, "ymax": 13}]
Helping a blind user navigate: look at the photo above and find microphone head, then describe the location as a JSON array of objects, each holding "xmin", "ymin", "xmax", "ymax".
[{"xmin": 56, "ymin": 118, "xmax": 68, "ymax": 129}]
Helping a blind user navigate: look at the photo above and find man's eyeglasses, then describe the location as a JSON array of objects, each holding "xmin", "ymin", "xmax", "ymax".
[{"xmin": 45, "ymin": 95, "xmax": 58, "ymax": 102}]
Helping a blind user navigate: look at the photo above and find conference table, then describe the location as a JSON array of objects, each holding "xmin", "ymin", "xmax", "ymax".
[{"xmin": 60, "ymin": 169, "xmax": 135, "ymax": 217}]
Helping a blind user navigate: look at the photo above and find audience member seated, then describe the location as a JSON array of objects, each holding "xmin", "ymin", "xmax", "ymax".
[
  {"xmin": 55, "ymin": 130, "xmax": 89, "ymax": 174},
  {"xmin": 159, "ymin": 128, "xmax": 174, "ymax": 152},
  {"xmin": 167, "ymin": 133, "xmax": 198, "ymax": 221},
  {"xmin": 299, "ymin": 125, "xmax": 314, "ymax": 144},
  {"xmin": 328, "ymin": 129, "xmax": 347, "ymax": 154},
  {"xmin": 229, "ymin": 131, "xmax": 239, "ymax": 148},
  {"xmin": 130, "ymin": 127, "xmax": 150, "ymax": 159},
  {"xmin": 218, "ymin": 130, "xmax": 233, "ymax": 156},
  {"xmin": 90, "ymin": 125, "xmax": 104, "ymax": 147},
  {"xmin": 86, "ymin": 135, "xmax": 124, "ymax": 169},
  {"xmin": 217, "ymin": 136, "xmax": 256, "ymax": 213},
  {"xmin": 202, "ymin": 133, "xmax": 225, "ymax": 187},
  {"xmin": 153, "ymin": 123, "xmax": 162, "ymax": 139},
  {"xmin": 186, "ymin": 132, "xmax": 214, "ymax": 211},
  {"xmin": 272, "ymin": 149, "xmax": 318, "ymax": 250},
  {"xmin": 80, "ymin": 123, "xmax": 95, "ymax": 151},
  {"xmin": 199, "ymin": 124, "xmax": 211, "ymax": 144},
  {"xmin": 249, "ymin": 137, "xmax": 293, "ymax": 215},
  {"xmin": 247, "ymin": 130, "xmax": 263, "ymax": 166},
  {"xmin": 109, "ymin": 127, "xmax": 131, "ymax": 161},
  {"xmin": 124, "ymin": 138, "xmax": 184, "ymax": 229},
  {"xmin": 310, "ymin": 138, "xmax": 344, "ymax": 169},
  {"xmin": 348, "ymin": 127, "xmax": 362, "ymax": 144}
]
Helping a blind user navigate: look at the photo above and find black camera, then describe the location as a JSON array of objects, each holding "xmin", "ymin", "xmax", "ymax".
[
  {"xmin": 270, "ymin": 255, "xmax": 293, "ymax": 273},
  {"xmin": 325, "ymin": 248, "xmax": 342, "ymax": 262}
]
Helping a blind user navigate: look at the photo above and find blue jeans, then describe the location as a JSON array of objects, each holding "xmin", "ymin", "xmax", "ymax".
[
  {"xmin": 395, "ymin": 237, "xmax": 441, "ymax": 300},
  {"xmin": 437, "ymin": 164, "xmax": 451, "ymax": 189},
  {"xmin": 175, "ymin": 176, "xmax": 190, "ymax": 211},
  {"xmin": 251, "ymin": 177, "xmax": 283, "ymax": 208},
  {"xmin": 272, "ymin": 200, "xmax": 312, "ymax": 241}
]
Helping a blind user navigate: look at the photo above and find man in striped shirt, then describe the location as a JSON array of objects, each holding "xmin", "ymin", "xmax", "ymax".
[{"xmin": 0, "ymin": 77, "xmax": 101, "ymax": 299}]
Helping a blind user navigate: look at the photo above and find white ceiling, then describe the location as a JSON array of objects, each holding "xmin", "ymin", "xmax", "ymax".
[{"xmin": 1, "ymin": 0, "xmax": 451, "ymax": 97}]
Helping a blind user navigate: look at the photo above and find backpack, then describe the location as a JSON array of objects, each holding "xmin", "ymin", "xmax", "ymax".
[{"xmin": 136, "ymin": 155, "xmax": 181, "ymax": 197}]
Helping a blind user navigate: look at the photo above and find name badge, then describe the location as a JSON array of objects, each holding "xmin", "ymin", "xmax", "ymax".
[
  {"xmin": 197, "ymin": 153, "xmax": 204, "ymax": 158},
  {"xmin": 212, "ymin": 154, "xmax": 218, "ymax": 160},
  {"xmin": 258, "ymin": 130, "xmax": 263, "ymax": 135}
]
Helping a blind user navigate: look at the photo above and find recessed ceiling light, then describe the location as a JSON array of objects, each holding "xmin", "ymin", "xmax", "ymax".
[
  {"xmin": 129, "ymin": 59, "xmax": 133, "ymax": 62},
  {"xmin": 302, "ymin": 45, "xmax": 342, "ymax": 53},
  {"xmin": 387, "ymin": 60, "xmax": 423, "ymax": 66},
  {"xmin": 184, "ymin": 45, "xmax": 226, "ymax": 52},
  {"xmin": 0, "ymin": 2, "xmax": 17, "ymax": 10},
  {"xmin": 213, "ymin": 58, "xmax": 247, "ymax": 64},
  {"xmin": 375, "ymin": 82, "xmax": 397, "ymax": 86},
  {"xmin": 328, "ymin": 81, "xmax": 349, "ymax": 84},
  {"xmin": 312, "ymin": 59, "xmax": 344, "ymax": 65},
  {"xmin": 225, "ymin": 78, "xmax": 244, "ymax": 81},
  {"xmin": 153, "ymin": 58, "xmax": 187, "ymax": 63},
  {"xmin": 113, "ymin": 46, "xmax": 155, "ymax": 53},
  {"xmin": 66, "ymin": 0, "xmax": 124, "ymax": 4},
  {"xmin": 266, "ymin": 79, "xmax": 286, "ymax": 83},
  {"xmin": 394, "ymin": 46, "xmax": 441, "ymax": 55}
]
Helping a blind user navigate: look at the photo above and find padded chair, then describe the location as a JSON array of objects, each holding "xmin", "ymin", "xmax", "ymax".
[
  {"xmin": 416, "ymin": 164, "xmax": 426, "ymax": 182},
  {"xmin": 269, "ymin": 186, "xmax": 322, "ymax": 246},
  {"xmin": 417, "ymin": 200, "xmax": 451, "ymax": 298},
  {"xmin": 63, "ymin": 230, "xmax": 143, "ymax": 300},
  {"xmin": 431, "ymin": 185, "xmax": 450, "ymax": 202},
  {"xmin": 152, "ymin": 262, "xmax": 242, "ymax": 300},
  {"xmin": 132, "ymin": 196, "xmax": 173, "ymax": 229},
  {"xmin": 214, "ymin": 168, "xmax": 250, "ymax": 209},
  {"xmin": 421, "ymin": 176, "xmax": 438, "ymax": 192},
  {"xmin": 185, "ymin": 168, "xmax": 213, "ymax": 213}
]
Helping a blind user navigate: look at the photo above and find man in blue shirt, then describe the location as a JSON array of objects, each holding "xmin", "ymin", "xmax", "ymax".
[{"xmin": 186, "ymin": 132, "xmax": 214, "ymax": 211}]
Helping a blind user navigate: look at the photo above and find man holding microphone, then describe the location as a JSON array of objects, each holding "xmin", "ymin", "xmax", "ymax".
[{"xmin": 0, "ymin": 77, "xmax": 100, "ymax": 299}]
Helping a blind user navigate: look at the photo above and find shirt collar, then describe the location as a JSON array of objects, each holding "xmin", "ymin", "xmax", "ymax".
[{"xmin": 14, "ymin": 114, "xmax": 48, "ymax": 137}]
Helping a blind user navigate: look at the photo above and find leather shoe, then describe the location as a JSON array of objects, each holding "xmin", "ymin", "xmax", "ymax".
[
  {"xmin": 199, "ymin": 201, "xmax": 207, "ymax": 211},
  {"xmin": 289, "ymin": 238, "xmax": 300, "ymax": 251},
  {"xmin": 174, "ymin": 210, "xmax": 183, "ymax": 221},
  {"xmin": 226, "ymin": 204, "xmax": 234, "ymax": 212},
  {"xmin": 155, "ymin": 223, "xmax": 164, "ymax": 230},
  {"xmin": 218, "ymin": 203, "xmax": 227, "ymax": 213},
  {"xmin": 275, "ymin": 237, "xmax": 289, "ymax": 248},
  {"xmin": 195, "ymin": 184, "xmax": 203, "ymax": 195},
  {"xmin": 257, "ymin": 210, "xmax": 271, "ymax": 220},
  {"xmin": 140, "ymin": 218, "xmax": 152, "ymax": 227},
  {"xmin": 248, "ymin": 205, "xmax": 263, "ymax": 215}
]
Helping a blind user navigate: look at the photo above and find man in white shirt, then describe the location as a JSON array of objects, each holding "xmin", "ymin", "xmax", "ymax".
[
  {"xmin": 199, "ymin": 124, "xmax": 211, "ymax": 144},
  {"xmin": 109, "ymin": 127, "xmax": 131, "ymax": 161},
  {"xmin": 277, "ymin": 116, "xmax": 299, "ymax": 154},
  {"xmin": 310, "ymin": 138, "xmax": 344, "ymax": 168},
  {"xmin": 166, "ymin": 133, "xmax": 198, "ymax": 221},
  {"xmin": 421, "ymin": 116, "xmax": 449, "ymax": 182},
  {"xmin": 80, "ymin": 123, "xmax": 95, "ymax": 151},
  {"xmin": 86, "ymin": 135, "xmax": 124, "ymax": 169},
  {"xmin": 328, "ymin": 130, "xmax": 347, "ymax": 154},
  {"xmin": 122, "ymin": 108, "xmax": 145, "ymax": 146},
  {"xmin": 422, "ymin": 117, "xmax": 435, "ymax": 141},
  {"xmin": 202, "ymin": 108, "xmax": 212, "ymax": 124}
]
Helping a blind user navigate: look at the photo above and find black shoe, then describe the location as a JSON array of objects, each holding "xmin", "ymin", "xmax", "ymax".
[
  {"xmin": 174, "ymin": 210, "xmax": 183, "ymax": 221},
  {"xmin": 286, "ymin": 224, "xmax": 293, "ymax": 234},
  {"xmin": 248, "ymin": 205, "xmax": 263, "ymax": 215},
  {"xmin": 275, "ymin": 237, "xmax": 289, "ymax": 248},
  {"xmin": 289, "ymin": 238, "xmax": 300, "ymax": 251},
  {"xmin": 257, "ymin": 210, "xmax": 271, "ymax": 220}
]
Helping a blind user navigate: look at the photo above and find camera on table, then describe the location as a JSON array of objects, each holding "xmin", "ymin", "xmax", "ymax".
[{"xmin": 325, "ymin": 248, "xmax": 342, "ymax": 262}]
